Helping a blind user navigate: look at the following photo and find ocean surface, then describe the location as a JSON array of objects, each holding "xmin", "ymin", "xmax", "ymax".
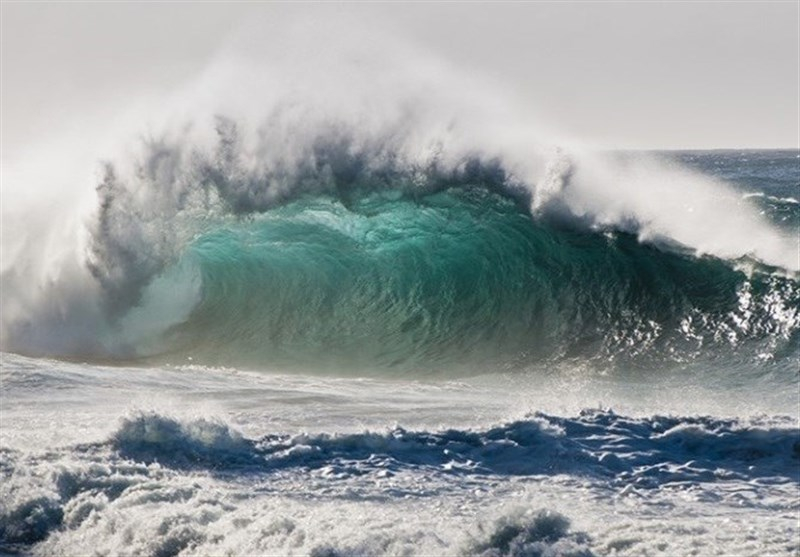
[{"xmin": 1, "ymin": 145, "xmax": 798, "ymax": 556}]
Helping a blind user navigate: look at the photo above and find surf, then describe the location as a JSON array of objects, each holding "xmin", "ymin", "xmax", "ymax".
[{"xmin": 2, "ymin": 36, "xmax": 798, "ymax": 371}]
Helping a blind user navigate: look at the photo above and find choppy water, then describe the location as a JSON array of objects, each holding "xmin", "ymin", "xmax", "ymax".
[{"xmin": 1, "ymin": 138, "xmax": 798, "ymax": 555}]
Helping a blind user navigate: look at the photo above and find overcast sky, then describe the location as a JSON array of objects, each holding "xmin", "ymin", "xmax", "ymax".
[{"xmin": 2, "ymin": 2, "xmax": 798, "ymax": 153}]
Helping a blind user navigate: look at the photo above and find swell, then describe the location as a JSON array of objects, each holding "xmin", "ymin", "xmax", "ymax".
[{"xmin": 139, "ymin": 183, "xmax": 799, "ymax": 373}]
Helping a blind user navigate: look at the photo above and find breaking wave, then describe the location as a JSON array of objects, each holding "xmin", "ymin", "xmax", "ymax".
[
  {"xmin": 2, "ymin": 50, "xmax": 798, "ymax": 373},
  {"xmin": 138, "ymin": 179, "xmax": 799, "ymax": 373}
]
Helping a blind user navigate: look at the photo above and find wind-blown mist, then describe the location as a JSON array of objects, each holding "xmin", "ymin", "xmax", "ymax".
[
  {"xmin": 1, "ymin": 23, "xmax": 797, "ymax": 372},
  {"xmin": 2, "ymin": 13, "xmax": 799, "ymax": 557}
]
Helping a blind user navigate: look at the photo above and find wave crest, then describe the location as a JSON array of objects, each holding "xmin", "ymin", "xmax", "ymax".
[{"xmin": 3, "ymin": 108, "xmax": 798, "ymax": 368}]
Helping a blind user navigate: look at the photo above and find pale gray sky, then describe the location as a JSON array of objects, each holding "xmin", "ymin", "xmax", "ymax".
[{"xmin": 2, "ymin": 1, "xmax": 798, "ymax": 153}]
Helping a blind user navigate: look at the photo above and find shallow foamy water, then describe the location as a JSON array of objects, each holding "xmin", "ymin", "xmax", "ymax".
[{"xmin": 2, "ymin": 353, "xmax": 797, "ymax": 556}]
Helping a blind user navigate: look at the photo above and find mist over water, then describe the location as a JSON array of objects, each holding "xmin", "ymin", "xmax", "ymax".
[
  {"xmin": 1, "ymin": 23, "xmax": 797, "ymax": 372},
  {"xmin": 1, "ymin": 14, "xmax": 798, "ymax": 557}
]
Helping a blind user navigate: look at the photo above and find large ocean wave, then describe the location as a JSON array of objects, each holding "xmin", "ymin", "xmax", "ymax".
[
  {"xmin": 2, "ymin": 89, "xmax": 798, "ymax": 373},
  {"xmin": 135, "ymin": 180, "xmax": 799, "ymax": 373},
  {"xmin": 3, "ymin": 17, "xmax": 798, "ymax": 557},
  {"xmin": 2, "ymin": 120, "xmax": 798, "ymax": 373}
]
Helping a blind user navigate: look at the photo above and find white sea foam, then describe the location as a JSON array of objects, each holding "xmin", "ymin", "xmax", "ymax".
[
  {"xmin": 2, "ymin": 354, "xmax": 798, "ymax": 556},
  {"xmin": 2, "ymin": 12, "xmax": 798, "ymax": 557}
]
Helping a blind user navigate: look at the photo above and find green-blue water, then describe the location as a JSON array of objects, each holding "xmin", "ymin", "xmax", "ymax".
[{"xmin": 149, "ymin": 175, "xmax": 798, "ymax": 374}]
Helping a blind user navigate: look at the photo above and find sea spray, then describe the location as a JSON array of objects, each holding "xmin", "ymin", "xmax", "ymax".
[{"xmin": 3, "ymin": 27, "xmax": 798, "ymax": 365}]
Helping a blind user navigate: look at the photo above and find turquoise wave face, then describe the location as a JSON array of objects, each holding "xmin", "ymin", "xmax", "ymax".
[{"xmin": 146, "ymin": 185, "xmax": 798, "ymax": 374}]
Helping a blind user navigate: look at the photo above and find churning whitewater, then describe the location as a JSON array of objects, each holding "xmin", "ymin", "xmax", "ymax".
[{"xmin": 1, "ymin": 31, "xmax": 799, "ymax": 556}]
